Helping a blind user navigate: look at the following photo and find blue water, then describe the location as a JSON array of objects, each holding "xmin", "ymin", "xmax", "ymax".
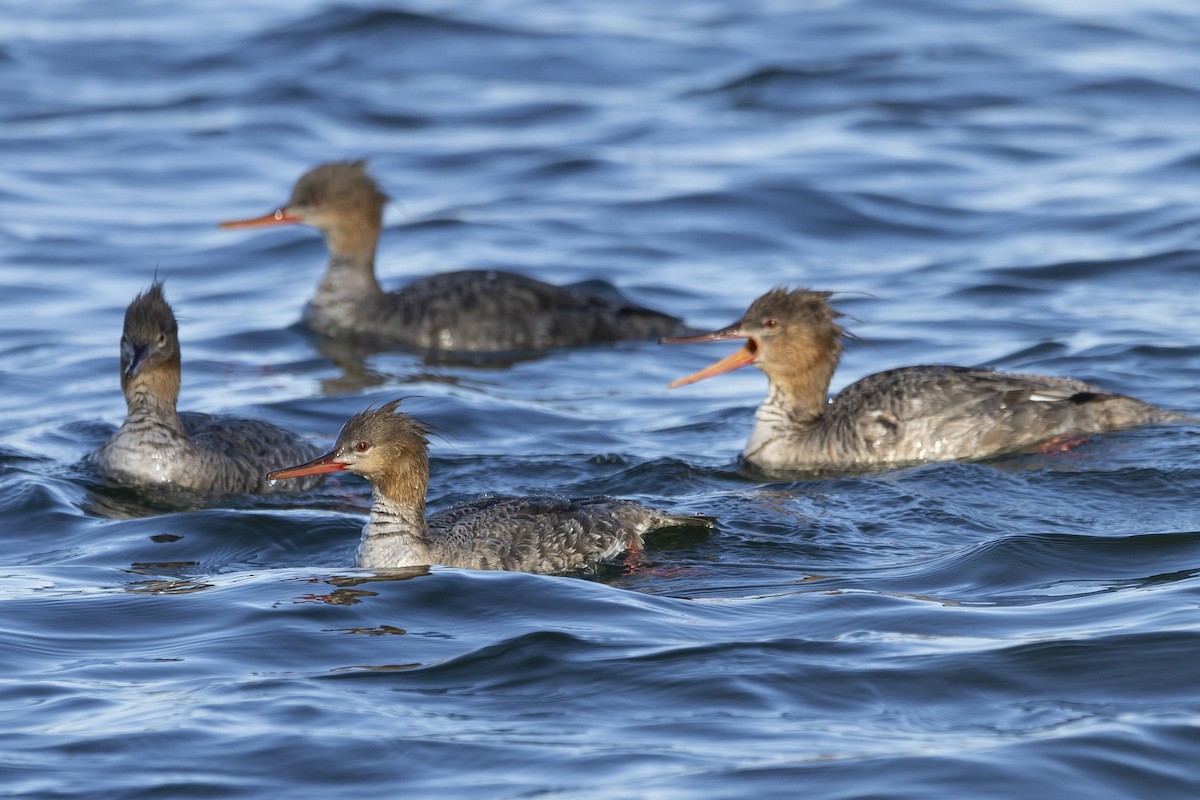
[{"xmin": 4, "ymin": 1, "xmax": 1200, "ymax": 797}]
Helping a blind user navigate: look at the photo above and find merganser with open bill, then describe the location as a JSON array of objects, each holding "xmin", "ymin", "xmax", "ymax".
[
  {"xmin": 661, "ymin": 287, "xmax": 1189, "ymax": 472},
  {"xmin": 220, "ymin": 161, "xmax": 691, "ymax": 353},
  {"xmin": 92, "ymin": 282, "xmax": 323, "ymax": 493},
  {"xmin": 267, "ymin": 400, "xmax": 714, "ymax": 573}
]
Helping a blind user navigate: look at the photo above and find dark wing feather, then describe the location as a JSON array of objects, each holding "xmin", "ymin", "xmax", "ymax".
[
  {"xmin": 427, "ymin": 494, "xmax": 708, "ymax": 573},
  {"xmin": 826, "ymin": 365, "xmax": 1174, "ymax": 462},
  {"xmin": 180, "ymin": 412, "xmax": 322, "ymax": 493},
  {"xmin": 383, "ymin": 271, "xmax": 691, "ymax": 351}
]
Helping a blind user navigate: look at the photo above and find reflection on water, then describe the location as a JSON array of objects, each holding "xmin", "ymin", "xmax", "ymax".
[{"xmin": 311, "ymin": 335, "xmax": 487, "ymax": 395}]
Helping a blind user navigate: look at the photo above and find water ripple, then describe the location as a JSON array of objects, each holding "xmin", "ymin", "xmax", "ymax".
[{"xmin": 4, "ymin": 0, "xmax": 1200, "ymax": 796}]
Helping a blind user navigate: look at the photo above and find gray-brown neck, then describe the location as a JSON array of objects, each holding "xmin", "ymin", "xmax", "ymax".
[
  {"xmin": 122, "ymin": 358, "xmax": 185, "ymax": 433},
  {"xmin": 320, "ymin": 203, "xmax": 384, "ymax": 288},
  {"xmin": 745, "ymin": 328, "xmax": 842, "ymax": 460},
  {"xmin": 355, "ymin": 447, "xmax": 438, "ymax": 567},
  {"xmin": 307, "ymin": 215, "xmax": 387, "ymax": 335}
]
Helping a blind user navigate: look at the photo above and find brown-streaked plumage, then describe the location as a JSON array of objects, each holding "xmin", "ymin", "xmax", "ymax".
[
  {"xmin": 220, "ymin": 160, "xmax": 691, "ymax": 352},
  {"xmin": 92, "ymin": 282, "xmax": 322, "ymax": 493},
  {"xmin": 662, "ymin": 287, "xmax": 1189, "ymax": 471},
  {"xmin": 268, "ymin": 400, "xmax": 714, "ymax": 573}
]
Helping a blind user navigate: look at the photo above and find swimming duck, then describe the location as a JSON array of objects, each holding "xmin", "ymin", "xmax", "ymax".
[
  {"xmin": 220, "ymin": 161, "xmax": 690, "ymax": 353},
  {"xmin": 268, "ymin": 400, "xmax": 713, "ymax": 572},
  {"xmin": 661, "ymin": 287, "xmax": 1187, "ymax": 471},
  {"xmin": 92, "ymin": 282, "xmax": 322, "ymax": 493}
]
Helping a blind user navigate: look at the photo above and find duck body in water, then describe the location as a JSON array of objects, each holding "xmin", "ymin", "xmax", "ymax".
[
  {"xmin": 268, "ymin": 400, "xmax": 713, "ymax": 573},
  {"xmin": 220, "ymin": 161, "xmax": 691, "ymax": 353},
  {"xmin": 662, "ymin": 287, "xmax": 1189, "ymax": 472},
  {"xmin": 92, "ymin": 283, "xmax": 322, "ymax": 494}
]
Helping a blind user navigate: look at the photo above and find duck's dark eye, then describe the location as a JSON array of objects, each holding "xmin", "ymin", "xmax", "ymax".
[
  {"xmin": 307, "ymin": 194, "xmax": 322, "ymax": 208},
  {"xmin": 157, "ymin": 331, "xmax": 168, "ymax": 346},
  {"xmin": 354, "ymin": 440, "xmax": 370, "ymax": 453},
  {"xmin": 763, "ymin": 318, "xmax": 779, "ymax": 329}
]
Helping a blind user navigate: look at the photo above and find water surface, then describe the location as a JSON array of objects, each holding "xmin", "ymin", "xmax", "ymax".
[{"xmin": 3, "ymin": 1, "xmax": 1200, "ymax": 797}]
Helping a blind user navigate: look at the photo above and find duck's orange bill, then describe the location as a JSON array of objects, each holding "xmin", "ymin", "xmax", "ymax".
[
  {"xmin": 218, "ymin": 208, "xmax": 300, "ymax": 229},
  {"xmin": 665, "ymin": 341, "xmax": 756, "ymax": 388},
  {"xmin": 268, "ymin": 452, "xmax": 347, "ymax": 481}
]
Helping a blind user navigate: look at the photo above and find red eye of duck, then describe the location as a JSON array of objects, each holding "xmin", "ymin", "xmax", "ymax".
[
  {"xmin": 763, "ymin": 318, "xmax": 779, "ymax": 329},
  {"xmin": 354, "ymin": 440, "xmax": 370, "ymax": 453}
]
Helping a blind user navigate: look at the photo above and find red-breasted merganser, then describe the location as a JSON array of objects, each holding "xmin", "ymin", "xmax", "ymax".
[
  {"xmin": 92, "ymin": 282, "xmax": 322, "ymax": 493},
  {"xmin": 267, "ymin": 400, "xmax": 713, "ymax": 572},
  {"xmin": 219, "ymin": 161, "xmax": 691, "ymax": 352},
  {"xmin": 661, "ymin": 287, "xmax": 1188, "ymax": 471}
]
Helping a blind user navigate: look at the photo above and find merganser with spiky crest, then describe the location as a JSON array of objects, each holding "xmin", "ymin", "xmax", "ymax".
[
  {"xmin": 661, "ymin": 287, "xmax": 1188, "ymax": 471},
  {"xmin": 268, "ymin": 400, "xmax": 713, "ymax": 572},
  {"xmin": 92, "ymin": 282, "xmax": 322, "ymax": 493},
  {"xmin": 220, "ymin": 161, "xmax": 691, "ymax": 353}
]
